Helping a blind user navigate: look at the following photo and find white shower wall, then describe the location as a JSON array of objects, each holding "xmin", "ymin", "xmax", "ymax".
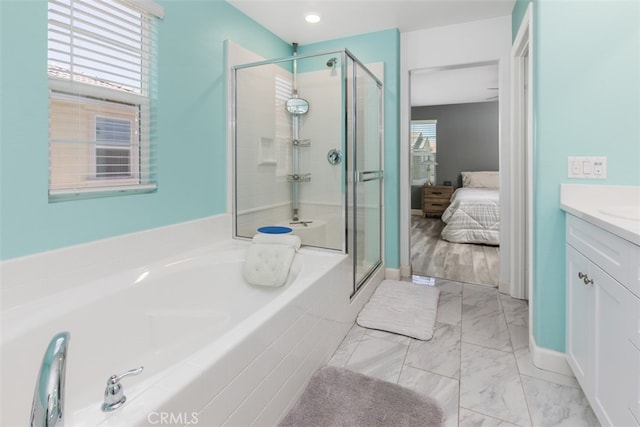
[
  {"xmin": 235, "ymin": 63, "xmax": 291, "ymax": 212},
  {"xmin": 236, "ymin": 61, "xmax": 344, "ymax": 250},
  {"xmin": 295, "ymin": 68, "xmax": 343, "ymax": 249}
]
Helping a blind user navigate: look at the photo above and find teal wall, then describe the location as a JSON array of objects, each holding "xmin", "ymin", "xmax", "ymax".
[
  {"xmin": 511, "ymin": 0, "xmax": 531, "ymax": 40},
  {"xmin": 299, "ymin": 29, "xmax": 401, "ymax": 269},
  {"xmin": 513, "ymin": 0, "xmax": 640, "ymax": 351},
  {"xmin": 0, "ymin": 2, "xmax": 401, "ymax": 267},
  {"xmin": 0, "ymin": 0, "xmax": 290, "ymax": 260}
]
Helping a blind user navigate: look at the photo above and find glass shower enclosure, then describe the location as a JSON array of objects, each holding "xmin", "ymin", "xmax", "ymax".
[{"xmin": 232, "ymin": 49, "xmax": 383, "ymax": 295}]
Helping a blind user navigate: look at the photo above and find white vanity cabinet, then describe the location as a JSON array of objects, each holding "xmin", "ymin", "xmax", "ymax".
[
  {"xmin": 566, "ymin": 214, "xmax": 640, "ymax": 427},
  {"xmin": 566, "ymin": 245, "xmax": 595, "ymax": 390}
]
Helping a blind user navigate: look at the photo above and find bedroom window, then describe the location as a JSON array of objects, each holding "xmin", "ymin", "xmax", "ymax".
[
  {"xmin": 411, "ymin": 120, "xmax": 437, "ymax": 185},
  {"xmin": 47, "ymin": 0, "xmax": 163, "ymax": 201},
  {"xmin": 95, "ymin": 116, "xmax": 134, "ymax": 178}
]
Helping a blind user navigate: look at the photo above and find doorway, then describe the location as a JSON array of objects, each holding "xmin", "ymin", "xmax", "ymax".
[{"xmin": 409, "ymin": 63, "xmax": 501, "ymax": 288}]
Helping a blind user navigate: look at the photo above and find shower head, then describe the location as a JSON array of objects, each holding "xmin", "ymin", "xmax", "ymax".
[{"xmin": 326, "ymin": 57, "xmax": 337, "ymax": 68}]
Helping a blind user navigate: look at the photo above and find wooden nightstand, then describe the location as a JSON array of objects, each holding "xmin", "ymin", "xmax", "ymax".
[{"xmin": 422, "ymin": 185, "xmax": 453, "ymax": 217}]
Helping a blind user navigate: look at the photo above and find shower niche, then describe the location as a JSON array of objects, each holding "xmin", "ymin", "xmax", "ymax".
[{"xmin": 233, "ymin": 48, "xmax": 383, "ymax": 293}]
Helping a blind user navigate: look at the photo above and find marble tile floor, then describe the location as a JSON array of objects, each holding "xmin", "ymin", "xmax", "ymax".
[{"xmin": 327, "ymin": 276, "xmax": 600, "ymax": 427}]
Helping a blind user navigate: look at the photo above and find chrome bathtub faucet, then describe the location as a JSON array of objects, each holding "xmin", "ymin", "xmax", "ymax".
[
  {"xmin": 102, "ymin": 366, "xmax": 144, "ymax": 412},
  {"xmin": 30, "ymin": 332, "xmax": 70, "ymax": 427}
]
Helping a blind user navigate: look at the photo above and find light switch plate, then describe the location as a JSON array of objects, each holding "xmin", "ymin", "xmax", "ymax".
[{"xmin": 568, "ymin": 156, "xmax": 607, "ymax": 179}]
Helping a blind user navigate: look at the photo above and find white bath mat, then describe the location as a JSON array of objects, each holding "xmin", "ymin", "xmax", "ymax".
[{"xmin": 357, "ymin": 279, "xmax": 440, "ymax": 340}]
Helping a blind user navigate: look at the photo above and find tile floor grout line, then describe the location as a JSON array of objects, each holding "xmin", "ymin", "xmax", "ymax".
[
  {"xmin": 403, "ymin": 359, "xmax": 461, "ymax": 383},
  {"xmin": 459, "ymin": 338, "xmax": 516, "ymax": 354},
  {"xmin": 498, "ymin": 285, "xmax": 535, "ymax": 427},
  {"xmin": 458, "ymin": 406, "xmax": 521, "ymax": 426},
  {"xmin": 340, "ymin": 325, "xmax": 367, "ymax": 369},
  {"xmin": 395, "ymin": 339, "xmax": 412, "ymax": 385}
]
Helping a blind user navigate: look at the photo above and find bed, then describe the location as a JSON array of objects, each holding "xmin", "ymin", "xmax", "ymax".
[{"xmin": 441, "ymin": 171, "xmax": 500, "ymax": 245}]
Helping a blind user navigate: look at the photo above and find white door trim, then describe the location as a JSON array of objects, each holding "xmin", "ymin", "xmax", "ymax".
[{"xmin": 510, "ymin": 4, "xmax": 534, "ymax": 301}]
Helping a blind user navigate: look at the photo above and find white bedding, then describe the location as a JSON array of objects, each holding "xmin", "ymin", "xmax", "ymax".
[{"xmin": 441, "ymin": 187, "xmax": 500, "ymax": 245}]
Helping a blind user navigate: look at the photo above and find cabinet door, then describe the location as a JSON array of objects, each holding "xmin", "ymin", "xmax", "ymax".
[
  {"xmin": 593, "ymin": 263, "xmax": 633, "ymax": 426},
  {"xmin": 566, "ymin": 245, "xmax": 594, "ymax": 394},
  {"xmin": 628, "ymin": 341, "xmax": 640, "ymax": 425},
  {"xmin": 629, "ymin": 294, "xmax": 640, "ymax": 425}
]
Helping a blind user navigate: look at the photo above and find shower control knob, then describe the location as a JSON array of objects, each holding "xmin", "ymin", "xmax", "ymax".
[{"xmin": 327, "ymin": 149, "xmax": 343, "ymax": 165}]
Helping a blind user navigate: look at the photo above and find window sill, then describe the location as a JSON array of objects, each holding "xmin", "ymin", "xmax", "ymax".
[{"xmin": 49, "ymin": 183, "xmax": 157, "ymax": 202}]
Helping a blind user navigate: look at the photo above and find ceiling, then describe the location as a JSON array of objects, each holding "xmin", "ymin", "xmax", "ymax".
[
  {"xmin": 226, "ymin": 0, "xmax": 512, "ymax": 106},
  {"xmin": 412, "ymin": 63, "xmax": 499, "ymax": 107},
  {"xmin": 227, "ymin": 0, "xmax": 514, "ymax": 45}
]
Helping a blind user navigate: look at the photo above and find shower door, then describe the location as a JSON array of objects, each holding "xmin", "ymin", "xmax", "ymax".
[
  {"xmin": 232, "ymin": 48, "xmax": 383, "ymax": 295},
  {"xmin": 347, "ymin": 55, "xmax": 383, "ymax": 295}
]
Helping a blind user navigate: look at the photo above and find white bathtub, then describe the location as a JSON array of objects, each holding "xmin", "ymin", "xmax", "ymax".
[{"xmin": 1, "ymin": 223, "xmax": 382, "ymax": 427}]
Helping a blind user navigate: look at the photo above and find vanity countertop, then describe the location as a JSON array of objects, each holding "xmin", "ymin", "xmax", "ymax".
[{"xmin": 560, "ymin": 184, "xmax": 640, "ymax": 246}]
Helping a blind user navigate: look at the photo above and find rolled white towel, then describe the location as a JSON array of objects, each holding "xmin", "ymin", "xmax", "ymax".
[
  {"xmin": 252, "ymin": 233, "xmax": 301, "ymax": 251},
  {"xmin": 243, "ymin": 243, "xmax": 296, "ymax": 287}
]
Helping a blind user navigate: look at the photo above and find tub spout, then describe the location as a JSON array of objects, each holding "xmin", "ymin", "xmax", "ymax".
[
  {"xmin": 30, "ymin": 331, "xmax": 70, "ymax": 427},
  {"xmin": 102, "ymin": 366, "xmax": 143, "ymax": 412}
]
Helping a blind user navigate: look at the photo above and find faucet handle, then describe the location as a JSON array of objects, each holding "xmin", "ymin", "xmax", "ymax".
[
  {"xmin": 108, "ymin": 366, "xmax": 143, "ymax": 385},
  {"xmin": 102, "ymin": 366, "xmax": 143, "ymax": 412}
]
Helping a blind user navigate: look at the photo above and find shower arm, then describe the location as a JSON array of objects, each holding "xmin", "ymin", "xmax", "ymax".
[{"xmin": 292, "ymin": 42, "xmax": 298, "ymax": 97}]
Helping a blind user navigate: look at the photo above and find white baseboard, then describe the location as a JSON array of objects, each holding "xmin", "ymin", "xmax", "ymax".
[
  {"xmin": 411, "ymin": 209, "xmax": 423, "ymax": 216},
  {"xmin": 385, "ymin": 268, "xmax": 401, "ymax": 280},
  {"xmin": 498, "ymin": 280, "xmax": 511, "ymax": 295},
  {"xmin": 529, "ymin": 333, "xmax": 574, "ymax": 377},
  {"xmin": 400, "ymin": 264, "xmax": 411, "ymax": 278}
]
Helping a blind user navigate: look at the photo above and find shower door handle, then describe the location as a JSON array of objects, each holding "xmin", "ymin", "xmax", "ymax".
[{"xmin": 356, "ymin": 170, "xmax": 383, "ymax": 182}]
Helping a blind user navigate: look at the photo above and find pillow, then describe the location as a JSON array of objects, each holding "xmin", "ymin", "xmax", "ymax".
[
  {"xmin": 461, "ymin": 171, "xmax": 499, "ymax": 188},
  {"xmin": 243, "ymin": 243, "xmax": 296, "ymax": 287}
]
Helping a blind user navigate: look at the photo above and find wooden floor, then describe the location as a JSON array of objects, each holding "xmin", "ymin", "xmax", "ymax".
[{"xmin": 411, "ymin": 215, "xmax": 500, "ymax": 287}]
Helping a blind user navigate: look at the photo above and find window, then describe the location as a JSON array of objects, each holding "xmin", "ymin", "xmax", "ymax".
[
  {"xmin": 47, "ymin": 0, "xmax": 163, "ymax": 200},
  {"xmin": 410, "ymin": 120, "xmax": 437, "ymax": 185},
  {"xmin": 95, "ymin": 116, "xmax": 133, "ymax": 178}
]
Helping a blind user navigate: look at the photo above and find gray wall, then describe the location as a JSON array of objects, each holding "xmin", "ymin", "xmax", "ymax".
[{"xmin": 411, "ymin": 101, "xmax": 499, "ymax": 209}]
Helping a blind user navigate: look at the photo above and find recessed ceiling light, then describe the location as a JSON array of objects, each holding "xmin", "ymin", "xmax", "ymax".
[{"xmin": 305, "ymin": 13, "xmax": 321, "ymax": 24}]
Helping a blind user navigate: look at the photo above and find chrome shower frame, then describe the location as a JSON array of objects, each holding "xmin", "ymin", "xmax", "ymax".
[{"xmin": 231, "ymin": 49, "xmax": 383, "ymax": 282}]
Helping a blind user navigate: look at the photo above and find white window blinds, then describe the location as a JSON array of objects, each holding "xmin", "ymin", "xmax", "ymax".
[
  {"xmin": 47, "ymin": 0, "xmax": 161, "ymax": 200},
  {"xmin": 411, "ymin": 120, "xmax": 437, "ymax": 185}
]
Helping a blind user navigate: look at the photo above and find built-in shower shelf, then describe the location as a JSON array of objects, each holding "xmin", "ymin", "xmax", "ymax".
[
  {"xmin": 292, "ymin": 139, "xmax": 311, "ymax": 147},
  {"xmin": 287, "ymin": 173, "xmax": 311, "ymax": 182}
]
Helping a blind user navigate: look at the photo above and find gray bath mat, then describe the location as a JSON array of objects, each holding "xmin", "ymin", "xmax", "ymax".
[
  {"xmin": 356, "ymin": 279, "xmax": 440, "ymax": 340},
  {"xmin": 279, "ymin": 366, "xmax": 443, "ymax": 427}
]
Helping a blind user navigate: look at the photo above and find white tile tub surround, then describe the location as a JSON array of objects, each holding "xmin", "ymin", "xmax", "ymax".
[{"xmin": 1, "ymin": 214, "xmax": 384, "ymax": 427}]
